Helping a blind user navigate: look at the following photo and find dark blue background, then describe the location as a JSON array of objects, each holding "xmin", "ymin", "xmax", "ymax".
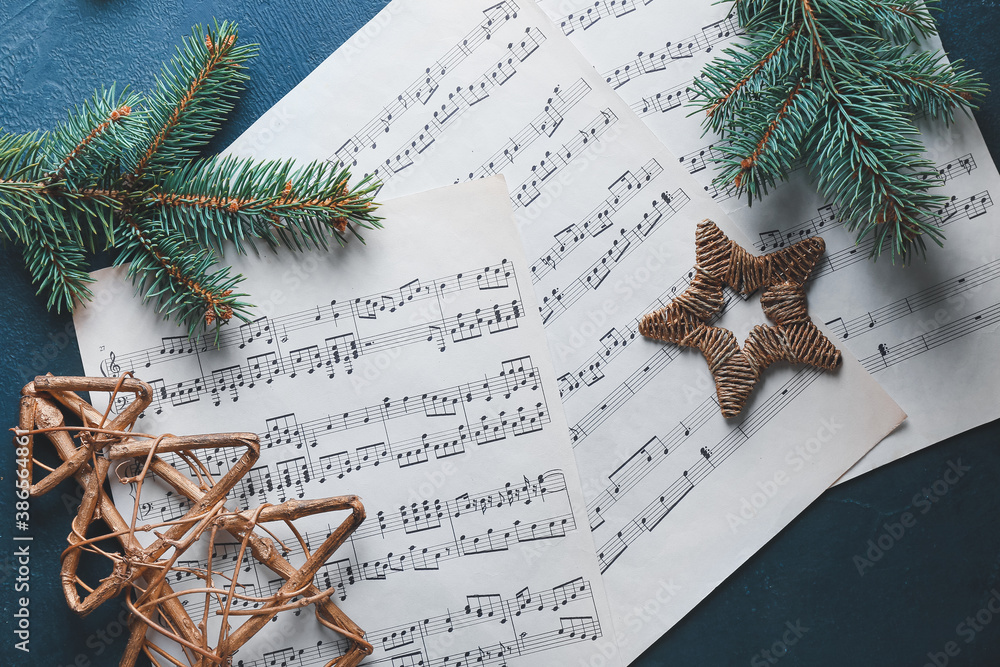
[{"xmin": 0, "ymin": 1, "xmax": 997, "ymax": 665}]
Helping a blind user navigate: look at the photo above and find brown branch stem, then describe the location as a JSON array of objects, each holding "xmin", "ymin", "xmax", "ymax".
[
  {"xmin": 131, "ymin": 36, "xmax": 237, "ymax": 182},
  {"xmin": 707, "ymin": 23, "xmax": 800, "ymax": 118},
  {"xmin": 734, "ymin": 78, "xmax": 805, "ymax": 187},
  {"xmin": 122, "ymin": 214, "xmax": 234, "ymax": 324},
  {"xmin": 49, "ymin": 104, "xmax": 132, "ymax": 182}
]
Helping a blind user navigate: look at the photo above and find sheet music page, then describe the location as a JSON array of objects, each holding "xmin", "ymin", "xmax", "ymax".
[
  {"xmin": 73, "ymin": 1, "xmax": 903, "ymax": 663},
  {"xmin": 73, "ymin": 177, "xmax": 625, "ymax": 666},
  {"xmin": 217, "ymin": 0, "xmax": 905, "ymax": 660},
  {"xmin": 536, "ymin": 0, "xmax": 1000, "ymax": 481}
]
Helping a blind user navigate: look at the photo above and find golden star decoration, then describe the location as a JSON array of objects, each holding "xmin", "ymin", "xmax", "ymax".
[{"xmin": 638, "ymin": 219, "xmax": 841, "ymax": 418}]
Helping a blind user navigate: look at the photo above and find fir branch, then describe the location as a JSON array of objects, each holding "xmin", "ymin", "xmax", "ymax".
[
  {"xmin": 0, "ymin": 130, "xmax": 122, "ymax": 248},
  {"xmin": 796, "ymin": 0, "xmax": 836, "ymax": 82},
  {"xmin": 863, "ymin": 0, "xmax": 936, "ymax": 41},
  {"xmin": 0, "ymin": 131, "xmax": 47, "ymax": 239},
  {"xmin": 151, "ymin": 155, "xmax": 382, "ymax": 253},
  {"xmin": 694, "ymin": 0, "xmax": 986, "ymax": 262},
  {"xmin": 0, "ymin": 20, "xmax": 381, "ymax": 338},
  {"xmin": 807, "ymin": 84, "xmax": 946, "ymax": 259},
  {"xmin": 116, "ymin": 214, "xmax": 252, "ymax": 337},
  {"xmin": 700, "ymin": 22, "xmax": 802, "ymax": 128},
  {"xmin": 132, "ymin": 22, "xmax": 257, "ymax": 181},
  {"xmin": 44, "ymin": 87, "xmax": 145, "ymax": 188},
  {"xmin": 19, "ymin": 217, "xmax": 95, "ymax": 312},
  {"xmin": 864, "ymin": 49, "xmax": 986, "ymax": 123},
  {"xmin": 725, "ymin": 77, "xmax": 816, "ymax": 194}
]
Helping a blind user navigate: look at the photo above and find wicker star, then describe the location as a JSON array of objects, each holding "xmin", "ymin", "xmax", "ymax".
[
  {"xmin": 639, "ymin": 219, "xmax": 841, "ymax": 418},
  {"xmin": 16, "ymin": 375, "xmax": 373, "ymax": 667}
]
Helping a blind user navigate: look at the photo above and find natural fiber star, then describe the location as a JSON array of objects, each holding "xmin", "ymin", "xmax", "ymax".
[
  {"xmin": 639, "ymin": 219, "xmax": 841, "ymax": 418},
  {"xmin": 16, "ymin": 374, "xmax": 373, "ymax": 667}
]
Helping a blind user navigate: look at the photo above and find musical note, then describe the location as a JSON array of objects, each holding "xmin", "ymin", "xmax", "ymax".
[
  {"xmin": 602, "ymin": 14, "xmax": 741, "ymax": 87},
  {"xmin": 465, "ymin": 593, "xmax": 508, "ymax": 621},
  {"xmin": 542, "ymin": 190, "xmax": 690, "ymax": 327},
  {"xmin": 238, "ymin": 316, "xmax": 273, "ymax": 348},
  {"xmin": 289, "ymin": 345, "xmax": 323, "ymax": 378},
  {"xmin": 531, "ymin": 159, "xmax": 664, "ymax": 281},
  {"xmin": 275, "ymin": 456, "xmax": 310, "ymax": 501},
  {"xmin": 261, "ymin": 647, "xmax": 304, "ymax": 667},
  {"xmin": 246, "ymin": 352, "xmax": 281, "ymax": 387},
  {"xmin": 375, "ymin": 33, "xmax": 551, "ymax": 182},
  {"xmin": 330, "ymin": 2, "xmax": 521, "ymax": 168},
  {"xmin": 511, "ymin": 109, "xmax": 620, "ymax": 208},
  {"xmin": 264, "ymin": 414, "xmax": 305, "ymax": 449},
  {"xmin": 825, "ymin": 317, "xmax": 849, "ymax": 340},
  {"xmin": 210, "ymin": 365, "xmax": 244, "ymax": 405}
]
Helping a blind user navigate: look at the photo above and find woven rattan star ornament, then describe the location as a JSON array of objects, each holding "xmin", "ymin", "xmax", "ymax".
[{"xmin": 638, "ymin": 220, "xmax": 841, "ymax": 418}]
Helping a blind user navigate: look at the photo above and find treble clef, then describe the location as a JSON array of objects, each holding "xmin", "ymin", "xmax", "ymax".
[{"xmin": 100, "ymin": 351, "xmax": 121, "ymax": 377}]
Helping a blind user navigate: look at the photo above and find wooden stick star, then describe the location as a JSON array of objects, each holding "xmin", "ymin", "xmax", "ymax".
[
  {"xmin": 16, "ymin": 374, "xmax": 373, "ymax": 667},
  {"xmin": 638, "ymin": 220, "xmax": 841, "ymax": 418}
]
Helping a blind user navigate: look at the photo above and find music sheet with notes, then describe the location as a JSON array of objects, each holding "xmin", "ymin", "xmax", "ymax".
[
  {"xmin": 211, "ymin": 0, "xmax": 903, "ymax": 661},
  {"xmin": 74, "ymin": 178, "xmax": 626, "ymax": 667},
  {"xmin": 536, "ymin": 0, "xmax": 1000, "ymax": 482},
  {"xmin": 73, "ymin": 0, "xmax": 904, "ymax": 663}
]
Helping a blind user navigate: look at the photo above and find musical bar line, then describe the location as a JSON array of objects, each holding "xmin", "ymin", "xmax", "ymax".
[
  {"xmin": 228, "ymin": 577, "xmax": 601, "ymax": 667},
  {"xmin": 331, "ymin": 1, "xmax": 521, "ymax": 168},
  {"xmin": 824, "ymin": 258, "xmax": 1000, "ymax": 342},
  {"xmin": 750, "ymin": 155, "xmax": 979, "ymax": 249},
  {"xmin": 596, "ymin": 367, "xmax": 823, "ymax": 573},
  {"xmin": 814, "ymin": 190, "xmax": 993, "ymax": 279},
  {"xmin": 136, "ymin": 400, "xmax": 552, "ymax": 522},
  {"xmin": 374, "ymin": 26, "xmax": 549, "ymax": 181},
  {"xmin": 128, "ymin": 301, "xmax": 525, "ymax": 415},
  {"xmin": 862, "ymin": 300, "xmax": 1000, "ymax": 375},
  {"xmin": 462, "ymin": 78, "xmax": 593, "ymax": 182},
  {"xmin": 586, "ymin": 397, "xmax": 717, "ymax": 531},
  {"xmin": 630, "ymin": 75, "xmax": 704, "ymax": 117},
  {"xmin": 530, "ymin": 158, "xmax": 664, "ymax": 282},
  {"xmin": 510, "ymin": 108, "xmax": 620, "ymax": 209},
  {"xmin": 562, "ymin": 215, "xmax": 999, "ymax": 442},
  {"xmin": 256, "ymin": 359, "xmax": 542, "ymax": 451},
  {"xmin": 556, "ymin": 0, "xmax": 656, "ymax": 36},
  {"xmin": 154, "ymin": 474, "xmax": 576, "ymax": 597},
  {"xmin": 601, "ymin": 14, "xmax": 742, "ymax": 89},
  {"xmin": 540, "ymin": 189, "xmax": 690, "ymax": 326},
  {"xmin": 99, "ymin": 260, "xmax": 517, "ymax": 379}
]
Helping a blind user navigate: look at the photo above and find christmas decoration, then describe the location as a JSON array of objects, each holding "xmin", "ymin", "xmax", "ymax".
[
  {"xmin": 639, "ymin": 220, "xmax": 840, "ymax": 417},
  {"xmin": 16, "ymin": 373, "xmax": 372, "ymax": 667},
  {"xmin": 693, "ymin": 0, "xmax": 986, "ymax": 263},
  {"xmin": 0, "ymin": 22, "xmax": 380, "ymax": 338}
]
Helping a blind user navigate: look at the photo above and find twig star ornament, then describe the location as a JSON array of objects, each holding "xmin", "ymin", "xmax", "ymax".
[
  {"xmin": 638, "ymin": 220, "xmax": 841, "ymax": 418},
  {"xmin": 14, "ymin": 374, "xmax": 373, "ymax": 667}
]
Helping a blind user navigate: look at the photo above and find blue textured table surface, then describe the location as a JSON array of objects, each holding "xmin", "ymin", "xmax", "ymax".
[{"xmin": 0, "ymin": 1, "xmax": 997, "ymax": 665}]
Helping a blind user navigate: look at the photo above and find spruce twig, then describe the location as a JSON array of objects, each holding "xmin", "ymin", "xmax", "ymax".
[
  {"xmin": 0, "ymin": 21, "xmax": 381, "ymax": 338},
  {"xmin": 693, "ymin": 0, "xmax": 986, "ymax": 263}
]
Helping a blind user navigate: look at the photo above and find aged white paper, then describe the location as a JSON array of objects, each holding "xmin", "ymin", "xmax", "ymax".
[
  {"xmin": 74, "ymin": 1, "xmax": 905, "ymax": 663},
  {"xmin": 537, "ymin": 0, "xmax": 1000, "ymax": 481},
  {"xmin": 74, "ymin": 177, "xmax": 625, "ymax": 666},
  {"xmin": 222, "ymin": 0, "xmax": 903, "ymax": 660}
]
